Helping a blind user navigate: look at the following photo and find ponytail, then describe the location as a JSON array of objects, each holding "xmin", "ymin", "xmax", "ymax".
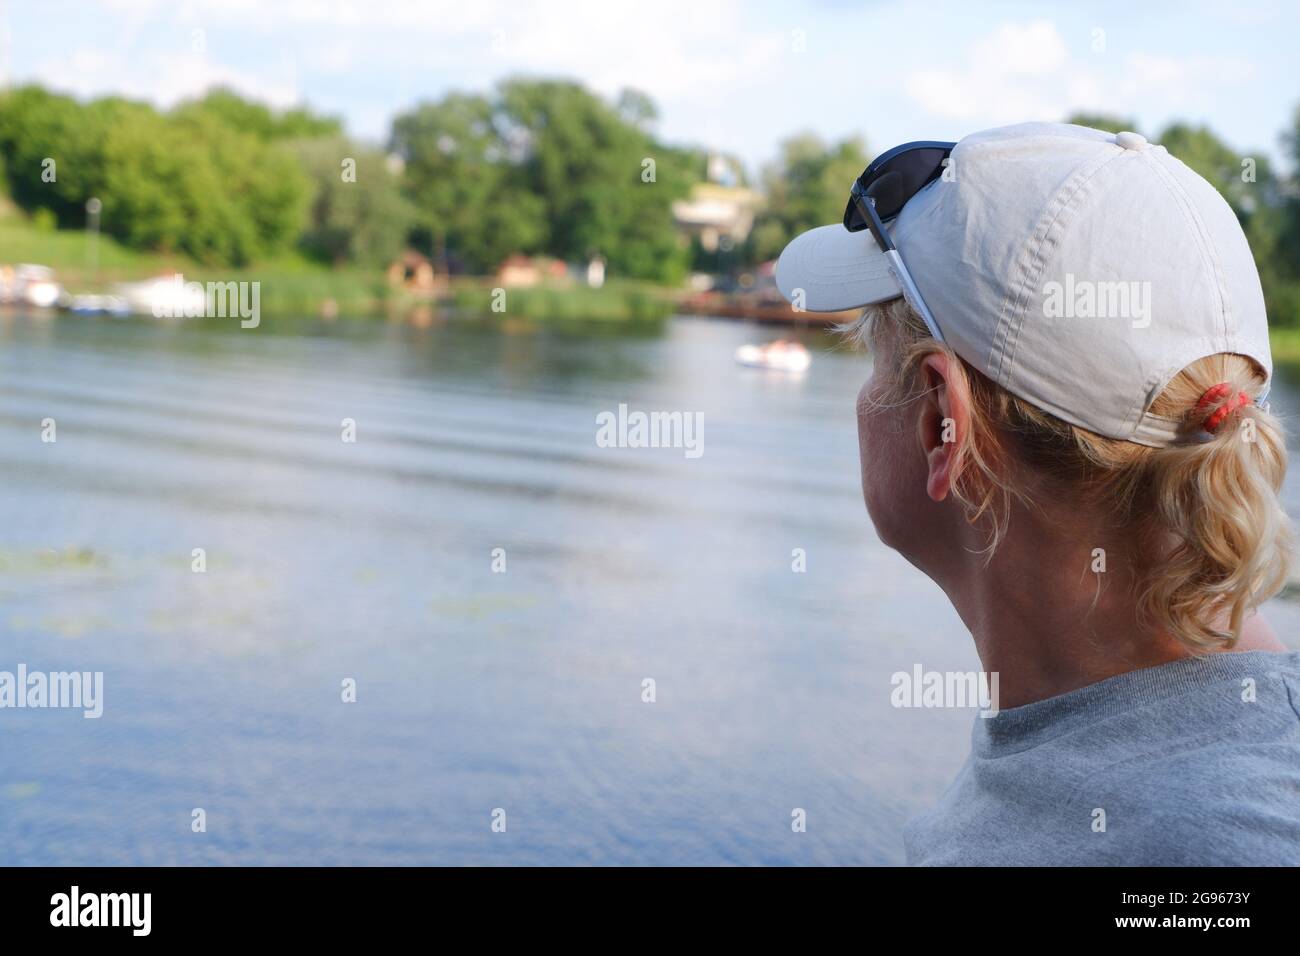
[{"xmin": 1138, "ymin": 357, "xmax": 1290, "ymax": 649}]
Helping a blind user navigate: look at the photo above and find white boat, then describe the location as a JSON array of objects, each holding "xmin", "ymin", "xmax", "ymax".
[
  {"xmin": 66, "ymin": 293, "xmax": 131, "ymax": 317},
  {"xmin": 735, "ymin": 339, "xmax": 811, "ymax": 372},
  {"xmin": 114, "ymin": 275, "xmax": 207, "ymax": 317},
  {"xmin": 2, "ymin": 264, "xmax": 64, "ymax": 308}
]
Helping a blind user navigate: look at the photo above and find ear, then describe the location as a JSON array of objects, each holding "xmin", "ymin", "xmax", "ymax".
[{"xmin": 916, "ymin": 353, "xmax": 971, "ymax": 502}]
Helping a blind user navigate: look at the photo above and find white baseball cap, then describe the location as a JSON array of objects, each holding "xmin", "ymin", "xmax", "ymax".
[{"xmin": 775, "ymin": 122, "xmax": 1272, "ymax": 446}]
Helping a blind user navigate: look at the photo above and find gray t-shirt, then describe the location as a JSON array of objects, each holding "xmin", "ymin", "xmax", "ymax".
[{"xmin": 905, "ymin": 649, "xmax": 1300, "ymax": 865}]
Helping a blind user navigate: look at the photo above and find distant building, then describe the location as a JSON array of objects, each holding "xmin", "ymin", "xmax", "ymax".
[
  {"xmin": 387, "ymin": 250, "xmax": 447, "ymax": 293},
  {"xmin": 672, "ymin": 154, "xmax": 758, "ymax": 253},
  {"xmin": 495, "ymin": 254, "xmax": 570, "ymax": 288}
]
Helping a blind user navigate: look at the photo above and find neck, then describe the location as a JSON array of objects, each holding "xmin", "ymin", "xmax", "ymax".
[{"xmin": 933, "ymin": 501, "xmax": 1285, "ymax": 709}]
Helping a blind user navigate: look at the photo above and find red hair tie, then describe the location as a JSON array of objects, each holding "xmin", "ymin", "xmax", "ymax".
[{"xmin": 1196, "ymin": 382, "xmax": 1250, "ymax": 434}]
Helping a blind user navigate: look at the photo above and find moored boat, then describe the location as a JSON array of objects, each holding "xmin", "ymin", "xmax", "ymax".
[{"xmin": 735, "ymin": 338, "xmax": 811, "ymax": 371}]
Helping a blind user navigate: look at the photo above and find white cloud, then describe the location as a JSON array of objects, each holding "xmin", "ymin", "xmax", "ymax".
[
  {"xmin": 1117, "ymin": 53, "xmax": 1256, "ymax": 109},
  {"xmin": 902, "ymin": 20, "xmax": 1260, "ymax": 132},
  {"xmin": 25, "ymin": 0, "xmax": 781, "ymax": 120},
  {"xmin": 903, "ymin": 20, "xmax": 1073, "ymax": 123},
  {"xmin": 1126, "ymin": 53, "xmax": 1185, "ymax": 90},
  {"xmin": 33, "ymin": 49, "xmax": 299, "ymax": 109},
  {"xmin": 969, "ymin": 20, "xmax": 1068, "ymax": 76},
  {"xmin": 10, "ymin": 2, "xmax": 1294, "ymax": 172}
]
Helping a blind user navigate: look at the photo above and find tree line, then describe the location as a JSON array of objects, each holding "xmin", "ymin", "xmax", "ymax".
[
  {"xmin": 0, "ymin": 80, "xmax": 704, "ymax": 283},
  {"xmin": 748, "ymin": 110, "xmax": 1300, "ymax": 325},
  {"xmin": 1, "ymin": 81, "xmax": 1298, "ymax": 320}
]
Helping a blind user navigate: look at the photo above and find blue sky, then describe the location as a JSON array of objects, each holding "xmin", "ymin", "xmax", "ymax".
[{"xmin": 4, "ymin": 0, "xmax": 1297, "ymax": 174}]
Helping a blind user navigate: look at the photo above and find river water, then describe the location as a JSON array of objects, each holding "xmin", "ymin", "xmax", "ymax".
[{"xmin": 1, "ymin": 310, "xmax": 1297, "ymax": 865}]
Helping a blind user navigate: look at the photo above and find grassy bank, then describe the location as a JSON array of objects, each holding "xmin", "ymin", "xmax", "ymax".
[
  {"xmin": 1266, "ymin": 328, "xmax": 1300, "ymax": 368},
  {"xmin": 8, "ymin": 212, "xmax": 1299, "ymax": 344},
  {"xmin": 188, "ymin": 263, "xmax": 394, "ymax": 317},
  {"xmin": 0, "ymin": 216, "xmax": 392, "ymax": 314},
  {"xmin": 0, "ymin": 216, "xmax": 162, "ymax": 285},
  {"xmin": 448, "ymin": 277, "xmax": 674, "ymax": 326},
  {"xmin": 0, "ymin": 214, "xmax": 674, "ymax": 324}
]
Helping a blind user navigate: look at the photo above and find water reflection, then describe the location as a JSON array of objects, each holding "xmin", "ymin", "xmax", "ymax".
[{"xmin": 0, "ymin": 310, "xmax": 1295, "ymax": 865}]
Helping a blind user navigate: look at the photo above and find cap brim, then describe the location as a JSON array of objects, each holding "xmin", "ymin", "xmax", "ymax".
[{"xmin": 775, "ymin": 223, "xmax": 902, "ymax": 312}]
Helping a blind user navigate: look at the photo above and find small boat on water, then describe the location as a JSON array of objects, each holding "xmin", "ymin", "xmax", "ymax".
[
  {"xmin": 114, "ymin": 275, "xmax": 206, "ymax": 317},
  {"xmin": 66, "ymin": 293, "xmax": 131, "ymax": 317},
  {"xmin": 735, "ymin": 338, "xmax": 811, "ymax": 372},
  {"xmin": 0, "ymin": 264, "xmax": 63, "ymax": 308}
]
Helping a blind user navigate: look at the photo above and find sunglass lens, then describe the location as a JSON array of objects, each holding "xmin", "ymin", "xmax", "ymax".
[
  {"xmin": 843, "ymin": 143, "xmax": 953, "ymax": 232},
  {"xmin": 843, "ymin": 197, "xmax": 868, "ymax": 232},
  {"xmin": 866, "ymin": 170, "xmax": 908, "ymax": 219},
  {"xmin": 873, "ymin": 148, "xmax": 948, "ymax": 219}
]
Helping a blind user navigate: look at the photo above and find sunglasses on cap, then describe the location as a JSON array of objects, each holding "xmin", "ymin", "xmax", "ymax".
[{"xmin": 842, "ymin": 141, "xmax": 955, "ymax": 342}]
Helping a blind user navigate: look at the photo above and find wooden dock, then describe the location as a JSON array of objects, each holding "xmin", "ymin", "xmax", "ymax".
[{"xmin": 677, "ymin": 292, "xmax": 857, "ymax": 327}]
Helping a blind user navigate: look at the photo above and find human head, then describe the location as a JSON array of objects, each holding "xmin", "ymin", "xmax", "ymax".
[
  {"xmin": 776, "ymin": 122, "xmax": 1290, "ymax": 651},
  {"xmin": 847, "ymin": 296, "xmax": 1289, "ymax": 652}
]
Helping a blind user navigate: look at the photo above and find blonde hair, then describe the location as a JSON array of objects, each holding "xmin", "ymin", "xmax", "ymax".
[{"xmin": 846, "ymin": 298, "xmax": 1292, "ymax": 653}]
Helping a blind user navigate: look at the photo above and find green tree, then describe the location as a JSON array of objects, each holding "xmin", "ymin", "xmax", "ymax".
[
  {"xmin": 747, "ymin": 133, "xmax": 870, "ymax": 263},
  {"xmin": 0, "ymin": 85, "xmax": 310, "ymax": 265},
  {"xmin": 291, "ymin": 137, "xmax": 414, "ymax": 266},
  {"xmin": 99, "ymin": 109, "xmax": 308, "ymax": 264},
  {"xmin": 498, "ymin": 79, "xmax": 692, "ymax": 283},
  {"xmin": 615, "ymin": 88, "xmax": 659, "ymax": 131},
  {"xmin": 391, "ymin": 80, "xmax": 694, "ymax": 281},
  {"xmin": 0, "ymin": 85, "xmax": 116, "ymax": 226},
  {"xmin": 1063, "ymin": 112, "xmax": 1140, "ymax": 135},
  {"xmin": 390, "ymin": 91, "xmax": 546, "ymax": 272},
  {"xmin": 1271, "ymin": 104, "xmax": 1300, "ymax": 282},
  {"xmin": 173, "ymin": 87, "xmax": 343, "ymax": 141}
]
